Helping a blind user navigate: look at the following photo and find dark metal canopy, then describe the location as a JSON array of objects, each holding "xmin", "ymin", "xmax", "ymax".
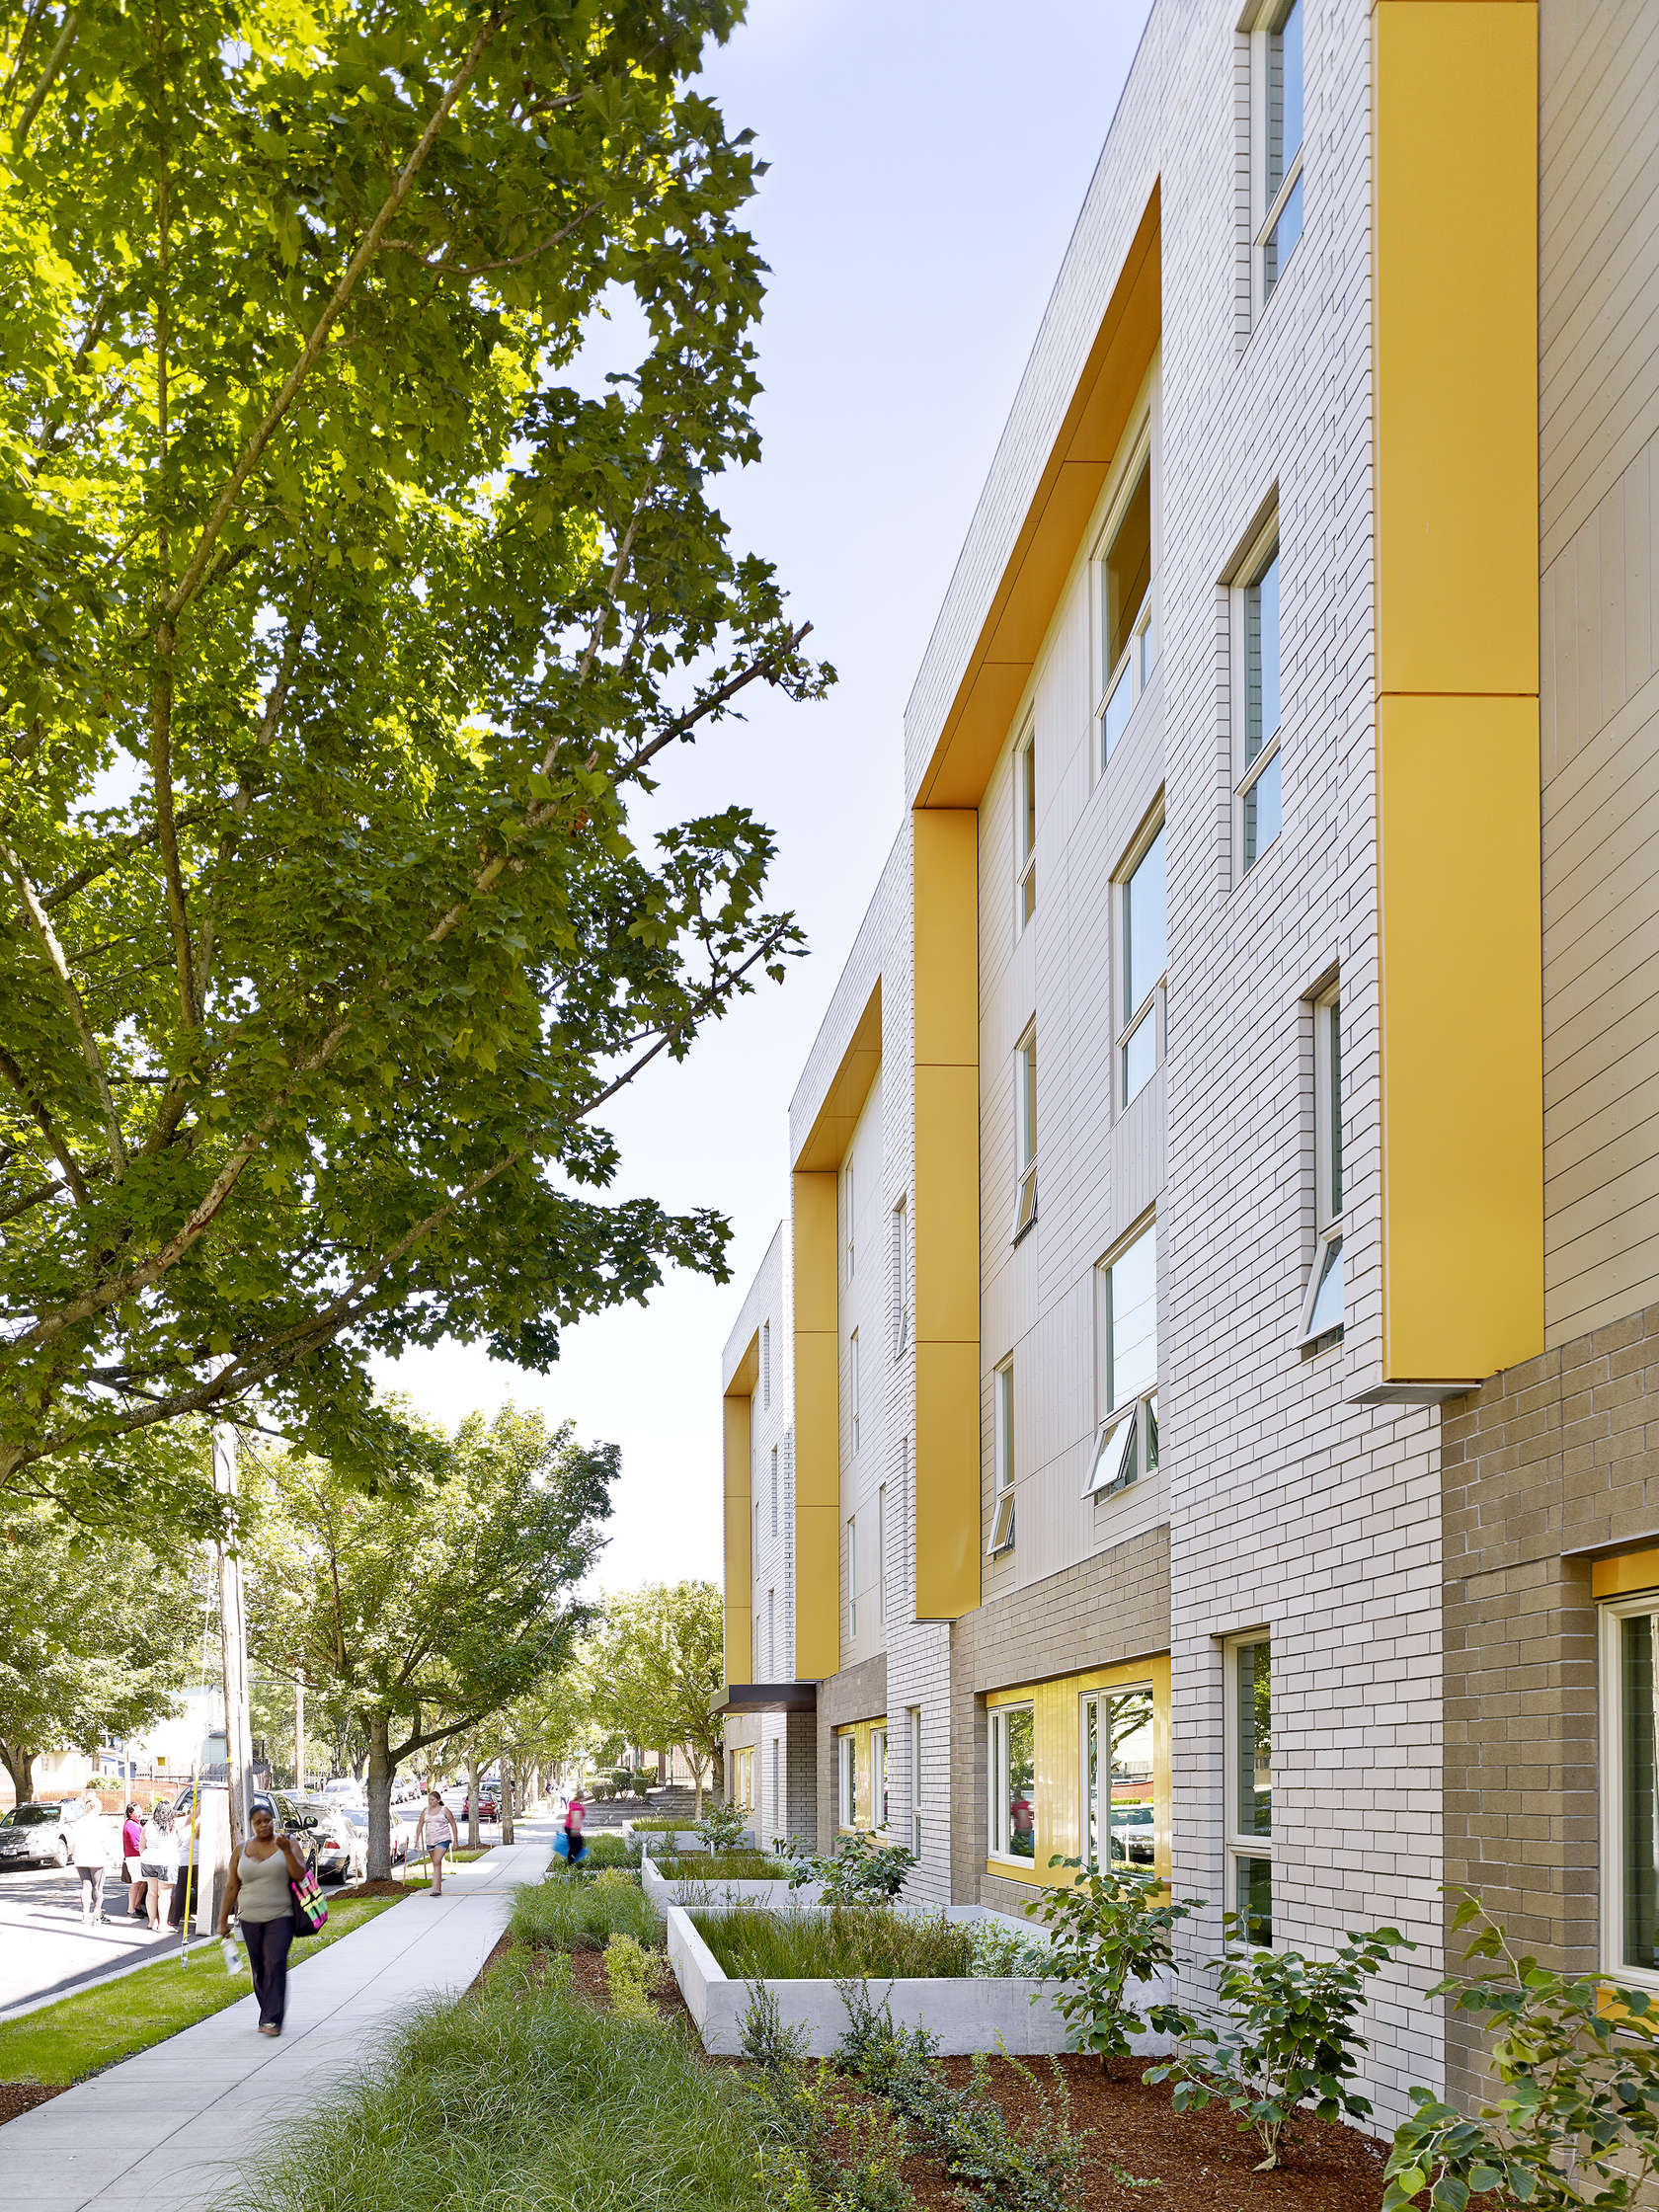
[{"xmin": 710, "ymin": 1681, "xmax": 818, "ymax": 1717}]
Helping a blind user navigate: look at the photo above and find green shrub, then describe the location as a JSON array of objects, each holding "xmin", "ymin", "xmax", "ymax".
[
  {"xmin": 695, "ymin": 1906, "xmax": 978, "ymax": 1982},
  {"xmin": 781, "ymin": 1832, "xmax": 917, "ymax": 1904},
  {"xmin": 1384, "ymin": 1893, "xmax": 1659, "ymax": 2212},
  {"xmin": 700, "ymin": 1796, "xmax": 752, "ymax": 1852},
  {"xmin": 603, "ymin": 1932, "xmax": 668, "ymax": 2024},
  {"xmin": 1150, "ymin": 1920, "xmax": 1408, "ymax": 2172},
  {"xmin": 1021, "ymin": 1860, "xmax": 1201, "ymax": 2072},
  {"xmin": 966, "ymin": 1918, "xmax": 1054, "ymax": 1980},
  {"xmin": 222, "ymin": 1946, "xmax": 769, "ymax": 2212},
  {"xmin": 580, "ymin": 1834, "xmax": 641, "ymax": 1870},
  {"xmin": 509, "ymin": 1873, "xmax": 662, "ymax": 1952}
]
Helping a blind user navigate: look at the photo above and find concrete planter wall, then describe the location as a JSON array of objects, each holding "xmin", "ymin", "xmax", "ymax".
[
  {"xmin": 621, "ymin": 1820, "xmax": 756, "ymax": 1854},
  {"xmin": 664, "ymin": 1900, "xmax": 1172, "ymax": 2059},
  {"xmin": 642, "ymin": 1855, "xmax": 820, "ymax": 1911}
]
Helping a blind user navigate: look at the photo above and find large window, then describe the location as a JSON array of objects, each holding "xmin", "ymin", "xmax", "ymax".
[
  {"xmin": 1082, "ymin": 1685, "xmax": 1156, "ymax": 1872},
  {"xmin": 1256, "ymin": 0, "xmax": 1304, "ymax": 308},
  {"xmin": 1097, "ymin": 447, "xmax": 1153, "ymax": 768},
  {"xmin": 1015, "ymin": 723, "xmax": 1037, "ymax": 927},
  {"xmin": 1089, "ymin": 1220, "xmax": 1158, "ymax": 1496},
  {"xmin": 1012, "ymin": 1025, "xmax": 1038, "ymax": 1238},
  {"xmin": 1120, "ymin": 823, "xmax": 1166, "ymax": 1106},
  {"xmin": 871, "ymin": 1724, "xmax": 888, "ymax": 1833},
  {"xmin": 989, "ymin": 1702, "xmax": 1037, "ymax": 1862},
  {"xmin": 837, "ymin": 1732, "xmax": 856, "ymax": 1830},
  {"xmin": 1236, "ymin": 534, "xmax": 1282, "ymax": 875},
  {"xmin": 1225, "ymin": 1635, "xmax": 1273, "ymax": 1945},
  {"xmin": 988, "ymin": 1359, "xmax": 1016, "ymax": 1555},
  {"xmin": 1300, "ymin": 984, "xmax": 1344, "ymax": 1341}
]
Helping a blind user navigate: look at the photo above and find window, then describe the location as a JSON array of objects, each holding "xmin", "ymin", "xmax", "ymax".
[
  {"xmin": 850, "ymin": 1328, "xmax": 861, "ymax": 1456},
  {"xmin": 989, "ymin": 1703, "xmax": 1037, "ymax": 1861},
  {"xmin": 761, "ymin": 1320, "xmax": 770, "ymax": 1408},
  {"xmin": 871, "ymin": 1725, "xmax": 888, "ymax": 1832},
  {"xmin": 1235, "ymin": 535, "xmax": 1282, "ymax": 874},
  {"xmin": 909, "ymin": 1706, "xmax": 922, "ymax": 1858},
  {"xmin": 845, "ymin": 1159, "xmax": 856, "ymax": 1280},
  {"xmin": 1256, "ymin": 0, "xmax": 1304, "ymax": 307},
  {"xmin": 1012, "ymin": 1026, "xmax": 1038, "ymax": 1238},
  {"xmin": 1120, "ymin": 824, "xmax": 1165, "ymax": 1106},
  {"xmin": 1096, "ymin": 448, "xmax": 1153, "ymax": 769},
  {"xmin": 1081, "ymin": 1685, "xmax": 1156, "ymax": 1871},
  {"xmin": 837, "ymin": 1733, "xmax": 856, "ymax": 1829},
  {"xmin": 1300, "ymin": 985, "xmax": 1344, "ymax": 1342},
  {"xmin": 988, "ymin": 1359, "xmax": 1016, "ymax": 1554},
  {"xmin": 846, "ymin": 1515, "xmax": 858, "ymax": 1640},
  {"xmin": 1601, "ymin": 1595, "xmax": 1659, "ymax": 1985},
  {"xmin": 1089, "ymin": 1221, "xmax": 1158, "ymax": 1496},
  {"xmin": 770, "ymin": 1445, "xmax": 779, "ymax": 1539},
  {"xmin": 878, "ymin": 1482, "xmax": 888, "ymax": 1624},
  {"xmin": 1225, "ymin": 1635, "xmax": 1272, "ymax": 1944},
  {"xmin": 766, "ymin": 1588, "xmax": 775, "ymax": 1677},
  {"xmin": 892, "ymin": 1196, "xmax": 910, "ymax": 1354},
  {"xmin": 1015, "ymin": 724, "xmax": 1037, "ymax": 927}
]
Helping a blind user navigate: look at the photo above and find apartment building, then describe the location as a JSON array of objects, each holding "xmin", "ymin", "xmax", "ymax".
[{"xmin": 719, "ymin": 0, "xmax": 1659, "ymax": 2125}]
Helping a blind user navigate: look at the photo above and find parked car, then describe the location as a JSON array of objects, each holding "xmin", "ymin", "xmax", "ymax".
[
  {"xmin": 286, "ymin": 1796, "xmax": 365, "ymax": 1885},
  {"xmin": 0, "ymin": 1802, "xmax": 73, "ymax": 1867},
  {"xmin": 322, "ymin": 1778, "xmax": 365, "ymax": 1809}
]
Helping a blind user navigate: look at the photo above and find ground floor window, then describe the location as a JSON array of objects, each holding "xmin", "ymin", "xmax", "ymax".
[
  {"xmin": 1602, "ymin": 1593, "xmax": 1659, "ymax": 1981},
  {"xmin": 989, "ymin": 1702, "xmax": 1037, "ymax": 1861},
  {"xmin": 871, "ymin": 1724, "xmax": 888, "ymax": 1832},
  {"xmin": 1225, "ymin": 1633, "xmax": 1272, "ymax": 1944},
  {"xmin": 1082, "ymin": 1683, "xmax": 1156, "ymax": 1871},
  {"xmin": 833, "ymin": 1716, "xmax": 886, "ymax": 1831},
  {"xmin": 837, "ymin": 1731, "xmax": 856, "ymax": 1829},
  {"xmin": 731, "ymin": 1747, "xmax": 754, "ymax": 1811}
]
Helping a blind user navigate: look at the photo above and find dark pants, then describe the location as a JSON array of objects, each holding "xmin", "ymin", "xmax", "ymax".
[{"xmin": 242, "ymin": 1916, "xmax": 294, "ymax": 2028}]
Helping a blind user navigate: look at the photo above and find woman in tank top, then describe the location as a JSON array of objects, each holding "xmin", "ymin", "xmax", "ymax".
[
  {"xmin": 414, "ymin": 1790, "xmax": 456, "ymax": 1894},
  {"xmin": 218, "ymin": 1799, "xmax": 308, "ymax": 2035}
]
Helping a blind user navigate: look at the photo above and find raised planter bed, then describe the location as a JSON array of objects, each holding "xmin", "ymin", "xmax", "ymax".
[
  {"xmin": 621, "ymin": 1819, "xmax": 755, "ymax": 1854},
  {"xmin": 665, "ymin": 1899, "xmax": 1172, "ymax": 2058},
  {"xmin": 642, "ymin": 1854, "xmax": 820, "ymax": 1911}
]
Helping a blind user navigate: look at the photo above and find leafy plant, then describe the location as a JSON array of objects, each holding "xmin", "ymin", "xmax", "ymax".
[
  {"xmin": 967, "ymin": 1919, "xmax": 1055, "ymax": 1980},
  {"xmin": 1150, "ymin": 1918, "xmax": 1409, "ymax": 2171},
  {"xmin": 694, "ymin": 1906, "xmax": 979, "ymax": 1982},
  {"xmin": 1383, "ymin": 1894, "xmax": 1659, "ymax": 2212},
  {"xmin": 1022, "ymin": 1860, "xmax": 1202, "ymax": 2074},
  {"xmin": 742, "ymin": 1984, "xmax": 914, "ymax": 2212},
  {"xmin": 603, "ymin": 1932, "xmax": 667, "ymax": 2024},
  {"xmin": 784, "ymin": 1833, "xmax": 917, "ymax": 1904},
  {"xmin": 701, "ymin": 1795, "xmax": 754, "ymax": 1852}
]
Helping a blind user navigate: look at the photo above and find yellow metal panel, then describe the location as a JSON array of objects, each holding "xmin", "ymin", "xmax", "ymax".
[
  {"xmin": 985, "ymin": 1656, "xmax": 1171, "ymax": 1890},
  {"xmin": 912, "ymin": 811, "xmax": 981, "ymax": 1621},
  {"xmin": 722, "ymin": 1391, "xmax": 751, "ymax": 1688},
  {"xmin": 794, "ymin": 1506, "xmax": 840, "ymax": 1680},
  {"xmin": 1592, "ymin": 1547, "xmax": 1659, "ymax": 1602},
  {"xmin": 1375, "ymin": 1, "xmax": 1538, "ymax": 698},
  {"xmin": 1378, "ymin": 694, "xmax": 1543, "ymax": 1379}
]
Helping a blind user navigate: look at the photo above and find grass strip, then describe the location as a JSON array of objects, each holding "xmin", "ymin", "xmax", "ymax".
[
  {"xmin": 693, "ymin": 1905, "xmax": 980, "ymax": 1982},
  {"xmin": 214, "ymin": 1947, "xmax": 770, "ymax": 2212},
  {"xmin": 0, "ymin": 1894, "xmax": 404, "ymax": 2087},
  {"xmin": 655, "ymin": 1852, "xmax": 790, "ymax": 1880},
  {"xmin": 625, "ymin": 1815, "xmax": 693, "ymax": 1830},
  {"xmin": 510, "ymin": 1873, "xmax": 662, "ymax": 1951}
]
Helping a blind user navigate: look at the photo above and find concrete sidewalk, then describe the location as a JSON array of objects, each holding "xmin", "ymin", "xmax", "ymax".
[{"xmin": 1, "ymin": 1829, "xmax": 551, "ymax": 2211}]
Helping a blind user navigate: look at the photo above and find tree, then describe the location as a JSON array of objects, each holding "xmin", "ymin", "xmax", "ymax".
[
  {"xmin": 244, "ymin": 1402, "xmax": 610, "ymax": 1876},
  {"xmin": 0, "ymin": 1501, "xmax": 198, "ymax": 1801},
  {"xmin": 0, "ymin": 0, "xmax": 830, "ymax": 1527},
  {"xmin": 593, "ymin": 1580, "xmax": 723, "ymax": 1813}
]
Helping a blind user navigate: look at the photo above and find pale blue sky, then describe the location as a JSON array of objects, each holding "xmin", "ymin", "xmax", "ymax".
[{"xmin": 378, "ymin": 0, "xmax": 1154, "ymax": 1588}]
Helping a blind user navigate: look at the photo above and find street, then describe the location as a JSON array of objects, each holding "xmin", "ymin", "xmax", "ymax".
[{"xmin": 0, "ymin": 1860, "xmax": 177, "ymax": 2014}]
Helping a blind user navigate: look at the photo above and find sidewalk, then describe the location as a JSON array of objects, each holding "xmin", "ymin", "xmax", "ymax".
[{"xmin": 1, "ymin": 1830, "xmax": 550, "ymax": 2211}]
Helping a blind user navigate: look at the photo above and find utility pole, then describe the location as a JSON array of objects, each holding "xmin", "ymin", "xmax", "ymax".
[
  {"xmin": 213, "ymin": 1423, "xmax": 256, "ymax": 1849},
  {"xmin": 293, "ymin": 1674, "xmax": 305, "ymax": 1794}
]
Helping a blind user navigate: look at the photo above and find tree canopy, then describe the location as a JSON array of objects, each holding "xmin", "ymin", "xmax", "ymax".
[
  {"xmin": 592, "ymin": 1577, "xmax": 722, "ymax": 1811},
  {"xmin": 0, "ymin": 0, "xmax": 828, "ymax": 1526}
]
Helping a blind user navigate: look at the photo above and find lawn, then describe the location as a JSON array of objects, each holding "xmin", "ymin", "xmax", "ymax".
[{"xmin": 0, "ymin": 1894, "xmax": 405, "ymax": 2088}]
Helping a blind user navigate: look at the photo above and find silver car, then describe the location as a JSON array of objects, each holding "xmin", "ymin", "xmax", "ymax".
[{"xmin": 0, "ymin": 1802, "xmax": 73, "ymax": 1867}]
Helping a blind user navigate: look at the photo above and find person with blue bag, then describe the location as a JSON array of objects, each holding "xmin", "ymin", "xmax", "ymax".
[{"xmin": 553, "ymin": 1795, "xmax": 588, "ymax": 1869}]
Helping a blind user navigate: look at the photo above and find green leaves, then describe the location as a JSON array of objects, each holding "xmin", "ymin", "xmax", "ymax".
[{"xmin": 1022, "ymin": 1858, "xmax": 1204, "ymax": 2071}]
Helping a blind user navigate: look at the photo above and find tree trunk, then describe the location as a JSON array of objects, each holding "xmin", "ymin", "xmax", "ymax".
[
  {"xmin": 0, "ymin": 1739, "xmax": 37, "ymax": 1804},
  {"xmin": 500, "ymin": 1760, "xmax": 515, "ymax": 1844},
  {"xmin": 691, "ymin": 1751, "xmax": 705, "ymax": 1818},
  {"xmin": 466, "ymin": 1746, "xmax": 480, "ymax": 1849},
  {"xmin": 365, "ymin": 1711, "xmax": 394, "ymax": 1881}
]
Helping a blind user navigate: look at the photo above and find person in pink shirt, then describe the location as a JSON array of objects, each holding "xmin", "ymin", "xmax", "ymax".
[{"xmin": 121, "ymin": 1803, "xmax": 144, "ymax": 1917}]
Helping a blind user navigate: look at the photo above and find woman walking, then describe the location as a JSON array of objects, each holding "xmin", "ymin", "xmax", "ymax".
[
  {"xmin": 218, "ymin": 1801, "xmax": 307, "ymax": 2036},
  {"xmin": 67, "ymin": 1792, "xmax": 116, "ymax": 1925},
  {"xmin": 121, "ymin": 1803, "xmax": 144, "ymax": 1918},
  {"xmin": 138, "ymin": 1801, "xmax": 180, "ymax": 1930},
  {"xmin": 413, "ymin": 1789, "xmax": 456, "ymax": 1895}
]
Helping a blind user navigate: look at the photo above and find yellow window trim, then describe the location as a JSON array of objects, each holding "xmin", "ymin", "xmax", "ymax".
[
  {"xmin": 833, "ymin": 1715, "xmax": 888, "ymax": 1834},
  {"xmin": 1593, "ymin": 1547, "xmax": 1659, "ymax": 1602},
  {"xmin": 984, "ymin": 1656, "xmax": 1171, "ymax": 1890}
]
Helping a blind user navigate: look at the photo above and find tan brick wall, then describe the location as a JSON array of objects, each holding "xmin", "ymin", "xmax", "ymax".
[{"xmin": 816, "ymin": 1652, "xmax": 889, "ymax": 1854}]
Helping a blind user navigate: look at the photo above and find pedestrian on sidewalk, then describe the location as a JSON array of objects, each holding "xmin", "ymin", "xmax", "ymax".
[
  {"xmin": 218, "ymin": 1800, "xmax": 308, "ymax": 2036},
  {"xmin": 67, "ymin": 1792, "xmax": 116, "ymax": 1924},
  {"xmin": 413, "ymin": 1789, "xmax": 456, "ymax": 1895},
  {"xmin": 138, "ymin": 1801, "xmax": 181, "ymax": 1930},
  {"xmin": 554, "ymin": 1795, "xmax": 587, "ymax": 1868},
  {"xmin": 121, "ymin": 1802, "xmax": 144, "ymax": 1917}
]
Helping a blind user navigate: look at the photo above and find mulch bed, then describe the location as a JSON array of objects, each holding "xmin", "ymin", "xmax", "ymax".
[
  {"xmin": 0, "ymin": 2084, "xmax": 66, "ymax": 2127},
  {"xmin": 330, "ymin": 1877, "xmax": 416, "ymax": 1901}
]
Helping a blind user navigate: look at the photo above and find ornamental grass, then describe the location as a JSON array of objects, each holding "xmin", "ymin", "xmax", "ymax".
[{"xmin": 691, "ymin": 1905, "xmax": 982, "ymax": 1982}]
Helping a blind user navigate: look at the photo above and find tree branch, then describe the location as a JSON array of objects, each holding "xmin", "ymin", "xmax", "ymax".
[
  {"xmin": 619, "ymin": 622, "xmax": 813, "ymax": 779},
  {"xmin": 384, "ymin": 197, "xmax": 600, "ymax": 276},
  {"xmin": 11, "ymin": 3, "xmax": 76, "ymax": 152},
  {"xmin": 1, "ymin": 840, "xmax": 126, "ymax": 1178},
  {"xmin": 0, "ymin": 1046, "xmax": 87, "ymax": 1204}
]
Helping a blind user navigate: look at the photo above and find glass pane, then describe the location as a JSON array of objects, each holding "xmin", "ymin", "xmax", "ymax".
[
  {"xmin": 1107, "ymin": 1688, "xmax": 1156, "ymax": 1869},
  {"xmin": 1304, "ymin": 1234, "xmax": 1344, "ymax": 1337},
  {"xmin": 1264, "ymin": 171, "xmax": 1304, "ymax": 294},
  {"xmin": 1125, "ymin": 827, "xmax": 1167, "ymax": 1018},
  {"xmin": 1268, "ymin": 0, "xmax": 1304, "ymax": 197},
  {"xmin": 1243, "ymin": 748, "xmax": 1281, "ymax": 871},
  {"xmin": 1144, "ymin": 1388, "xmax": 1158, "ymax": 1471},
  {"xmin": 1123, "ymin": 1011, "xmax": 1156, "ymax": 1105},
  {"xmin": 1004, "ymin": 1707, "xmax": 1036, "ymax": 1859},
  {"xmin": 1100, "ymin": 662, "xmax": 1134, "ymax": 764},
  {"xmin": 1104, "ymin": 460, "xmax": 1151, "ymax": 674},
  {"xmin": 1088, "ymin": 1407, "xmax": 1133, "ymax": 1494},
  {"xmin": 1083, "ymin": 1697, "xmax": 1099, "ymax": 1867},
  {"xmin": 1244, "ymin": 551, "xmax": 1281, "ymax": 767},
  {"xmin": 1624, "ymin": 1615, "xmax": 1659, "ymax": 1971},
  {"xmin": 1021, "ymin": 862, "xmax": 1036, "ymax": 925},
  {"xmin": 1234, "ymin": 1854, "xmax": 1273, "ymax": 1946},
  {"xmin": 1109, "ymin": 1224, "xmax": 1157, "ymax": 1407},
  {"xmin": 1235, "ymin": 1640, "xmax": 1272, "ymax": 1838},
  {"xmin": 1021, "ymin": 1041, "xmax": 1037, "ymax": 1169},
  {"xmin": 1328, "ymin": 996, "xmax": 1342, "ymax": 1215}
]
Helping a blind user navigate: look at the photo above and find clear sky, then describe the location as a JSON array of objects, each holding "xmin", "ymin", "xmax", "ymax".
[{"xmin": 374, "ymin": 0, "xmax": 1153, "ymax": 1589}]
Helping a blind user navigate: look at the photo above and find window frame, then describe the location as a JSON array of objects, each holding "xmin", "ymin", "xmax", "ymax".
[
  {"xmin": 1011, "ymin": 1024, "xmax": 1038, "ymax": 1241},
  {"xmin": 988, "ymin": 1700, "xmax": 1037, "ymax": 1864},
  {"xmin": 1093, "ymin": 428, "xmax": 1154, "ymax": 776},
  {"xmin": 1224, "ymin": 1632, "xmax": 1273, "ymax": 1947},
  {"xmin": 1014, "ymin": 721, "xmax": 1038, "ymax": 930},
  {"xmin": 988, "ymin": 1358, "xmax": 1016, "ymax": 1556},
  {"xmin": 1233, "ymin": 521, "xmax": 1283, "ymax": 879},
  {"xmin": 1087, "ymin": 1217, "xmax": 1159, "ymax": 1499},
  {"xmin": 909, "ymin": 1705, "xmax": 922, "ymax": 1859},
  {"xmin": 1299, "ymin": 983, "xmax": 1345, "ymax": 1344},
  {"xmin": 1600, "ymin": 1591, "xmax": 1659, "ymax": 1991},
  {"xmin": 1117, "ymin": 817, "xmax": 1166, "ymax": 1109},
  {"xmin": 871, "ymin": 1724, "xmax": 888, "ymax": 1834},
  {"xmin": 1080, "ymin": 1680, "xmax": 1158, "ymax": 1875},
  {"xmin": 1252, "ymin": 0, "xmax": 1305, "ymax": 314},
  {"xmin": 837, "ymin": 1733, "xmax": 856, "ymax": 1831}
]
